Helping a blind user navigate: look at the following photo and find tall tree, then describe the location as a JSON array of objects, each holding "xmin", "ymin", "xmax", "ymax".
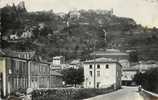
[
  {"xmin": 61, "ymin": 68, "xmax": 84, "ymax": 87},
  {"xmin": 133, "ymin": 68, "xmax": 158, "ymax": 93}
]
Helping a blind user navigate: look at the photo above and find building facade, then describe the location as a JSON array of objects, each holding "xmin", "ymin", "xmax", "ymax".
[
  {"xmin": 0, "ymin": 56, "xmax": 29, "ymax": 96},
  {"xmin": 52, "ymin": 56, "xmax": 65, "ymax": 65},
  {"xmin": 8, "ymin": 57, "xmax": 29, "ymax": 93},
  {"xmin": 29, "ymin": 61, "xmax": 50, "ymax": 89},
  {"xmin": 121, "ymin": 68, "xmax": 138, "ymax": 85},
  {"xmin": 0, "ymin": 50, "xmax": 63, "ymax": 96},
  {"xmin": 51, "ymin": 56, "xmax": 66, "ymax": 71},
  {"xmin": 83, "ymin": 58, "xmax": 122, "ymax": 89},
  {"xmin": 122, "ymin": 61, "xmax": 158, "ymax": 86},
  {"xmin": 0, "ymin": 56, "xmax": 8, "ymax": 97},
  {"xmin": 50, "ymin": 71, "xmax": 63, "ymax": 88}
]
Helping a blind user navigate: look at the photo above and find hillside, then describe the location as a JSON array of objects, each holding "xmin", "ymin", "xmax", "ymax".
[{"xmin": 1, "ymin": 3, "xmax": 158, "ymax": 61}]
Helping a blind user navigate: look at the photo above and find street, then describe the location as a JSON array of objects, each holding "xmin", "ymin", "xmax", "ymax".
[{"xmin": 84, "ymin": 86, "xmax": 151, "ymax": 100}]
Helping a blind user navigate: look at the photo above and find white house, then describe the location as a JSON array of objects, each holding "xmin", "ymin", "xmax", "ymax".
[
  {"xmin": 83, "ymin": 57, "xmax": 122, "ymax": 89},
  {"xmin": 21, "ymin": 31, "xmax": 32, "ymax": 38},
  {"xmin": 51, "ymin": 56, "xmax": 66, "ymax": 71},
  {"xmin": 52, "ymin": 56, "xmax": 65, "ymax": 65},
  {"xmin": 10, "ymin": 34, "xmax": 19, "ymax": 40}
]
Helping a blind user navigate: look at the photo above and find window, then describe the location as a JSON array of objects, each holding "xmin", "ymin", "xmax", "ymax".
[
  {"xmin": 97, "ymin": 82, "xmax": 100, "ymax": 88},
  {"xmin": 89, "ymin": 65, "xmax": 92, "ymax": 69},
  {"xmin": 89, "ymin": 71, "xmax": 92, "ymax": 76},
  {"xmin": 89, "ymin": 82, "xmax": 91, "ymax": 85},
  {"xmin": 106, "ymin": 64, "xmax": 109, "ymax": 69},
  {"xmin": 40, "ymin": 65, "xmax": 43, "ymax": 73},
  {"xmin": 117, "ymin": 72, "xmax": 119, "ymax": 76},
  {"xmin": 15, "ymin": 61, "xmax": 19, "ymax": 73},
  {"xmin": 97, "ymin": 64, "xmax": 100, "ymax": 69},
  {"xmin": 97, "ymin": 71, "xmax": 100, "ymax": 77}
]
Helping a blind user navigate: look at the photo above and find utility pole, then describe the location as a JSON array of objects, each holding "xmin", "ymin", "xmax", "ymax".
[
  {"xmin": 93, "ymin": 33, "xmax": 97, "ymax": 88},
  {"xmin": 94, "ymin": 51, "xmax": 96, "ymax": 88}
]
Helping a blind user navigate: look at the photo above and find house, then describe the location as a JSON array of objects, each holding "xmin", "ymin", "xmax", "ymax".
[
  {"xmin": 51, "ymin": 56, "xmax": 66, "ymax": 71},
  {"xmin": 52, "ymin": 56, "xmax": 65, "ymax": 65},
  {"xmin": 68, "ymin": 59, "xmax": 83, "ymax": 69},
  {"xmin": 9, "ymin": 34, "xmax": 19, "ymax": 40},
  {"xmin": 90, "ymin": 49, "xmax": 130, "ymax": 68},
  {"xmin": 69, "ymin": 10, "xmax": 80, "ymax": 19},
  {"xmin": 83, "ymin": 57, "xmax": 122, "ymax": 89}
]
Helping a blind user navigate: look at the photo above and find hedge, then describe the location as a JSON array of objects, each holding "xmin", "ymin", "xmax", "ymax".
[{"xmin": 31, "ymin": 86, "xmax": 114, "ymax": 100}]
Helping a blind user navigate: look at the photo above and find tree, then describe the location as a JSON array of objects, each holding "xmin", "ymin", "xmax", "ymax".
[
  {"xmin": 61, "ymin": 68, "xmax": 84, "ymax": 87},
  {"xmin": 1, "ymin": 2, "xmax": 27, "ymax": 33},
  {"xmin": 133, "ymin": 68, "xmax": 158, "ymax": 93},
  {"xmin": 129, "ymin": 51, "xmax": 138, "ymax": 62},
  {"xmin": 133, "ymin": 72, "xmax": 143, "ymax": 85}
]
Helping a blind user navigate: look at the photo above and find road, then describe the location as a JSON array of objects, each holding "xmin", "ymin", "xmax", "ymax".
[{"xmin": 84, "ymin": 86, "xmax": 151, "ymax": 100}]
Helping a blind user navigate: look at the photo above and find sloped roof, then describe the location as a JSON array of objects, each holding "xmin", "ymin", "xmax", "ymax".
[
  {"xmin": 0, "ymin": 49, "xmax": 5, "ymax": 56},
  {"xmin": 51, "ymin": 66, "xmax": 62, "ymax": 70},
  {"xmin": 70, "ymin": 59, "xmax": 80, "ymax": 65},
  {"xmin": 50, "ymin": 71, "xmax": 62, "ymax": 76},
  {"xmin": 53, "ymin": 56, "xmax": 64, "ymax": 59},
  {"xmin": 91, "ymin": 49, "xmax": 129, "ymax": 56},
  {"xmin": 84, "ymin": 57, "xmax": 117, "ymax": 63},
  {"xmin": 6, "ymin": 50, "xmax": 35, "ymax": 59}
]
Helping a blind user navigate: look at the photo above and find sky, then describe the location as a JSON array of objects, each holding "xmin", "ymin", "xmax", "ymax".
[{"xmin": 1, "ymin": 0, "xmax": 158, "ymax": 28}]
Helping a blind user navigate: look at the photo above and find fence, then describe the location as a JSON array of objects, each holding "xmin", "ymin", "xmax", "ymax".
[{"xmin": 142, "ymin": 88, "xmax": 158, "ymax": 100}]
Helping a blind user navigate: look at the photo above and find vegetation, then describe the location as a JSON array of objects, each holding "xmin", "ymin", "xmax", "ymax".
[
  {"xmin": 1, "ymin": 2, "xmax": 158, "ymax": 61},
  {"xmin": 133, "ymin": 67, "xmax": 158, "ymax": 93},
  {"xmin": 61, "ymin": 68, "xmax": 84, "ymax": 87},
  {"xmin": 31, "ymin": 87, "xmax": 114, "ymax": 100},
  {"xmin": 129, "ymin": 51, "xmax": 139, "ymax": 62}
]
